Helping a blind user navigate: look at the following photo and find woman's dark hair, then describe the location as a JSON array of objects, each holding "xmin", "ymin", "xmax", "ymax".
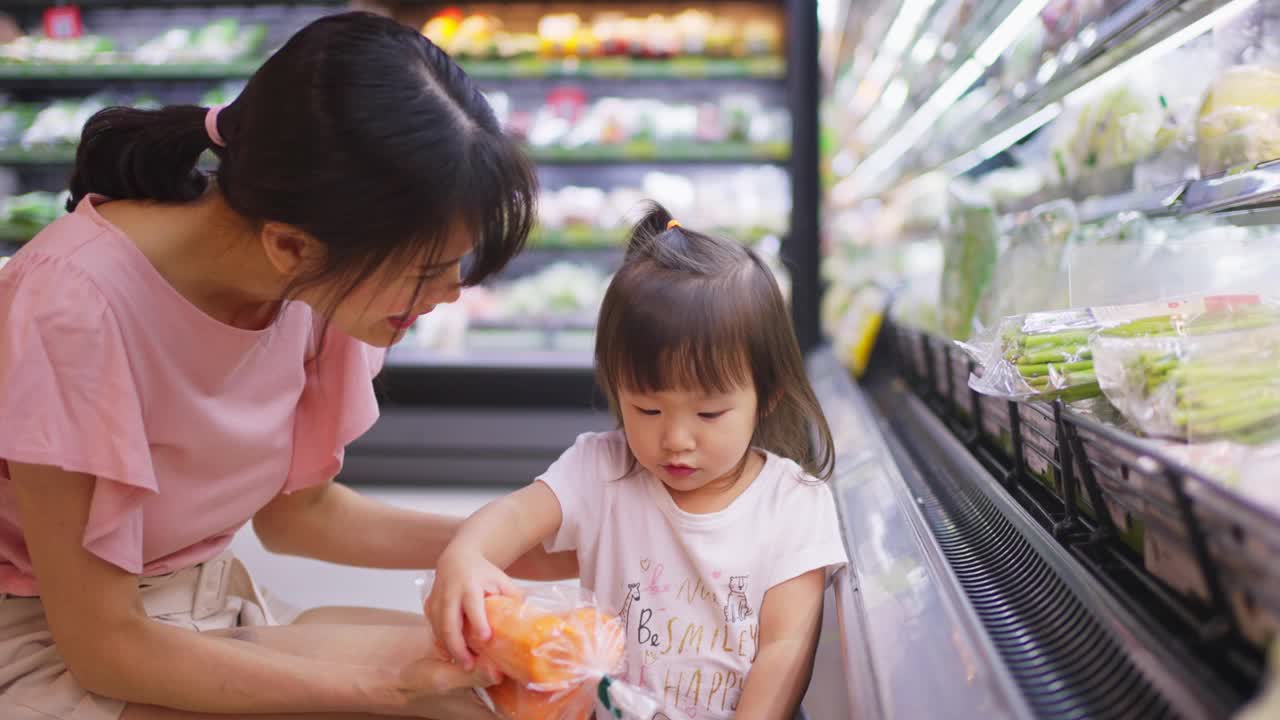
[
  {"xmin": 595, "ymin": 202, "xmax": 835, "ymax": 481},
  {"xmin": 68, "ymin": 11, "xmax": 535, "ymax": 317}
]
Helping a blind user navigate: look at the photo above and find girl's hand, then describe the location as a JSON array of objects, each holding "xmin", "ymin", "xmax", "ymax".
[{"xmin": 427, "ymin": 546, "xmax": 522, "ymax": 670}]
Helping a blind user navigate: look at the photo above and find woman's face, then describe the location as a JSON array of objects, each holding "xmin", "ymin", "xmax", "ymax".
[{"xmin": 322, "ymin": 229, "xmax": 473, "ymax": 347}]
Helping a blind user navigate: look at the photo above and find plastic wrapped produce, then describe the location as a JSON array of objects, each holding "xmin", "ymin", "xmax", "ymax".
[
  {"xmin": 962, "ymin": 294, "xmax": 1267, "ymax": 402},
  {"xmin": 1197, "ymin": 65, "xmax": 1280, "ymax": 175},
  {"xmin": 418, "ymin": 578, "xmax": 687, "ymax": 720},
  {"xmin": 939, "ymin": 185, "xmax": 998, "ymax": 340},
  {"xmin": 1054, "ymin": 84, "xmax": 1164, "ymax": 180},
  {"xmin": 1092, "ymin": 300, "xmax": 1280, "ymax": 444}
]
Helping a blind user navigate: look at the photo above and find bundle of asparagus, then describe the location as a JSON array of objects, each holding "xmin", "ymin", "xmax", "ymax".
[
  {"xmin": 1091, "ymin": 304, "xmax": 1280, "ymax": 442},
  {"xmin": 974, "ymin": 300, "xmax": 1280, "ymax": 403},
  {"xmin": 1000, "ymin": 326, "xmax": 1099, "ymax": 401}
]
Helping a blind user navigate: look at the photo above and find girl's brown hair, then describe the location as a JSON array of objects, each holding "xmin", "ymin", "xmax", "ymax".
[{"xmin": 595, "ymin": 203, "xmax": 835, "ymax": 481}]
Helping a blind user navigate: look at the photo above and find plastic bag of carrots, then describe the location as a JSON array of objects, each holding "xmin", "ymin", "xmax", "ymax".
[{"xmin": 418, "ymin": 577, "xmax": 684, "ymax": 720}]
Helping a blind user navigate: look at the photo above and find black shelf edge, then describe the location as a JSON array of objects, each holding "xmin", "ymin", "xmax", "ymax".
[
  {"xmin": 378, "ymin": 347, "xmax": 601, "ymax": 409},
  {"xmin": 998, "ymin": 160, "xmax": 1280, "ymax": 224}
]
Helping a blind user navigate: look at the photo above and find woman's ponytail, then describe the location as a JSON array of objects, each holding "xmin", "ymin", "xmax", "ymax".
[{"xmin": 66, "ymin": 104, "xmax": 215, "ymax": 211}]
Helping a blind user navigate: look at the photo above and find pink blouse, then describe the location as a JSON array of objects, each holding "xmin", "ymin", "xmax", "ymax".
[{"xmin": 0, "ymin": 196, "xmax": 383, "ymax": 595}]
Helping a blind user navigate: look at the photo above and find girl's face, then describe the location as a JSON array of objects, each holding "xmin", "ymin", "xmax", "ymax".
[
  {"xmin": 617, "ymin": 382, "xmax": 760, "ymax": 503},
  {"xmin": 323, "ymin": 230, "xmax": 471, "ymax": 348}
]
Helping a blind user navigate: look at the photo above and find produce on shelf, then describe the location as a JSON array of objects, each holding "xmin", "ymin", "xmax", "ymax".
[
  {"xmin": 483, "ymin": 262, "xmax": 610, "ymax": 323},
  {"xmin": 133, "ymin": 19, "xmax": 266, "ymax": 65},
  {"xmin": 964, "ymin": 295, "xmax": 1268, "ymax": 402},
  {"xmin": 1197, "ymin": 64, "xmax": 1280, "ymax": 176},
  {"xmin": 489, "ymin": 88, "xmax": 789, "ymax": 153},
  {"xmin": 0, "ymin": 83, "xmax": 243, "ymax": 153},
  {"xmin": 19, "ymin": 96, "xmax": 105, "ymax": 148},
  {"xmin": 422, "ymin": 8, "xmax": 780, "ymax": 60},
  {"xmin": 0, "ymin": 18, "xmax": 267, "ymax": 66},
  {"xmin": 1052, "ymin": 84, "xmax": 1165, "ymax": 181},
  {"xmin": 0, "ymin": 191, "xmax": 66, "ymax": 237},
  {"xmin": 1092, "ymin": 302, "xmax": 1280, "ymax": 444},
  {"xmin": 537, "ymin": 168, "xmax": 789, "ymax": 244},
  {"xmin": 0, "ymin": 35, "xmax": 113, "ymax": 64},
  {"xmin": 939, "ymin": 186, "xmax": 998, "ymax": 340}
]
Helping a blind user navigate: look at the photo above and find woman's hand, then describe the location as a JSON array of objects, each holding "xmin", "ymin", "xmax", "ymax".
[
  {"xmin": 426, "ymin": 546, "xmax": 522, "ymax": 670},
  {"xmin": 395, "ymin": 653, "xmax": 503, "ymax": 720}
]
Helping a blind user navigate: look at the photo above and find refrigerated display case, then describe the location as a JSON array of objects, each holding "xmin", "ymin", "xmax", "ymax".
[{"xmin": 819, "ymin": 0, "xmax": 1280, "ymax": 716}]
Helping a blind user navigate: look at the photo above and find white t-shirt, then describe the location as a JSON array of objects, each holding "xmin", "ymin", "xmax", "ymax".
[{"xmin": 539, "ymin": 431, "xmax": 848, "ymax": 720}]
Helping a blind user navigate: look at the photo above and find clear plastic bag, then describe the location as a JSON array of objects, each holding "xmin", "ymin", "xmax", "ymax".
[
  {"xmin": 939, "ymin": 184, "xmax": 999, "ymax": 340},
  {"xmin": 417, "ymin": 577, "xmax": 683, "ymax": 720},
  {"xmin": 1091, "ymin": 300, "xmax": 1280, "ymax": 444},
  {"xmin": 976, "ymin": 200, "xmax": 1076, "ymax": 327},
  {"xmin": 1197, "ymin": 64, "xmax": 1280, "ymax": 175},
  {"xmin": 961, "ymin": 295, "xmax": 1267, "ymax": 402}
]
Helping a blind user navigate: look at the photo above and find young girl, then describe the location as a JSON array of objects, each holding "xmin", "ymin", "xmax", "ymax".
[
  {"xmin": 0, "ymin": 12, "xmax": 574, "ymax": 720},
  {"xmin": 427, "ymin": 205, "xmax": 849, "ymax": 720}
]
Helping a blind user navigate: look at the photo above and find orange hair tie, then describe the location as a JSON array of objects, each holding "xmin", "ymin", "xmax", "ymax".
[{"xmin": 666, "ymin": 219, "xmax": 681, "ymax": 230}]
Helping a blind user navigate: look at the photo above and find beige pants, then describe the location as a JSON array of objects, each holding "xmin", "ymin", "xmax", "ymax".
[{"xmin": 0, "ymin": 552, "xmax": 296, "ymax": 720}]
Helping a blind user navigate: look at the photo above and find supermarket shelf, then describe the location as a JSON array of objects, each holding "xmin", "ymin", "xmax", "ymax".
[
  {"xmin": 0, "ymin": 61, "xmax": 259, "ymax": 82},
  {"xmin": 461, "ymin": 55, "xmax": 785, "ymax": 81},
  {"xmin": 528, "ymin": 142, "xmax": 791, "ymax": 165},
  {"xmin": 808, "ymin": 350, "xmax": 1031, "ymax": 719},
  {"xmin": 0, "ymin": 0, "xmax": 342, "ymax": 6},
  {"xmin": 0, "ymin": 57, "xmax": 783, "ymax": 84},
  {"xmin": 0, "ymin": 146, "xmax": 76, "ymax": 166},
  {"xmin": 380, "ymin": 346, "xmax": 599, "ymax": 409},
  {"xmin": 1179, "ymin": 159, "xmax": 1280, "ymax": 215},
  {"xmin": 866, "ymin": 362, "xmax": 1234, "ymax": 719},
  {"xmin": 385, "ymin": 347, "xmax": 592, "ymax": 372},
  {"xmin": 888, "ymin": 322, "xmax": 1266, "ymax": 710},
  {"xmin": 0, "ymin": 143, "xmax": 790, "ymax": 167},
  {"xmin": 859, "ymin": 0, "xmax": 1241, "ymax": 199},
  {"xmin": 999, "ymin": 160, "xmax": 1280, "ymax": 224},
  {"xmin": 0, "ymin": 223, "xmax": 35, "ymax": 243},
  {"xmin": 529, "ymin": 225, "xmax": 782, "ymax": 249}
]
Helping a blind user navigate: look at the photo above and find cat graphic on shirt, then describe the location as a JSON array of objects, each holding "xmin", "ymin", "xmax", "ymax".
[{"xmin": 723, "ymin": 575, "xmax": 753, "ymax": 623}]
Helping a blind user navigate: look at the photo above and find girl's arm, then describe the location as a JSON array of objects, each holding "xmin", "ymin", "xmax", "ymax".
[
  {"xmin": 10, "ymin": 461, "xmax": 497, "ymax": 717},
  {"xmin": 734, "ymin": 570, "xmax": 827, "ymax": 720},
  {"xmin": 252, "ymin": 480, "xmax": 579, "ymax": 581},
  {"xmin": 426, "ymin": 482, "xmax": 565, "ymax": 669}
]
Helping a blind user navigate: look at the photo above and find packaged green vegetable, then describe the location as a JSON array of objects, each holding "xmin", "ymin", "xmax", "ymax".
[
  {"xmin": 961, "ymin": 294, "xmax": 1271, "ymax": 403},
  {"xmin": 940, "ymin": 185, "xmax": 998, "ymax": 340},
  {"xmin": 1092, "ymin": 298, "xmax": 1280, "ymax": 444}
]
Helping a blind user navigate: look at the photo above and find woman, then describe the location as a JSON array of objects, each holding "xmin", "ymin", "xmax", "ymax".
[{"xmin": 0, "ymin": 11, "xmax": 571, "ymax": 720}]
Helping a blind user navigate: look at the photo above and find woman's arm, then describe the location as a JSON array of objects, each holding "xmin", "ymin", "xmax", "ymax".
[
  {"xmin": 10, "ymin": 461, "xmax": 495, "ymax": 717},
  {"xmin": 426, "ymin": 482, "xmax": 565, "ymax": 667},
  {"xmin": 252, "ymin": 481, "xmax": 578, "ymax": 580},
  {"xmin": 734, "ymin": 570, "xmax": 827, "ymax": 720}
]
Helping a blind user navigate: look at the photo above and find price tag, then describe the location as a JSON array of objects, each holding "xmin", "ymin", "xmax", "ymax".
[{"xmin": 43, "ymin": 5, "xmax": 83, "ymax": 39}]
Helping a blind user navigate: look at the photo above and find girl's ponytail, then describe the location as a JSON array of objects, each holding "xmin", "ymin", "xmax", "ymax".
[{"xmin": 67, "ymin": 104, "xmax": 217, "ymax": 211}]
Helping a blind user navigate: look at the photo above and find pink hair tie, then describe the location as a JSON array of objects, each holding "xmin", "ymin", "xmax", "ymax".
[{"xmin": 205, "ymin": 105, "xmax": 227, "ymax": 148}]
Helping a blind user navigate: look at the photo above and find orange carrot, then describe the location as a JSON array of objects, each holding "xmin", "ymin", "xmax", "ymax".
[
  {"xmin": 476, "ymin": 596, "xmax": 625, "ymax": 688},
  {"xmin": 486, "ymin": 676, "xmax": 596, "ymax": 720}
]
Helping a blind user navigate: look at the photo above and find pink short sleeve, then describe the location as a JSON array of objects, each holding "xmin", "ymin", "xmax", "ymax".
[
  {"xmin": 281, "ymin": 326, "xmax": 384, "ymax": 495},
  {"xmin": 0, "ymin": 255, "xmax": 158, "ymax": 573}
]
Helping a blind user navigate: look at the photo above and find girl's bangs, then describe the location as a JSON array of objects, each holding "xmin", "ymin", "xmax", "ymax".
[{"xmin": 600, "ymin": 280, "xmax": 755, "ymax": 397}]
